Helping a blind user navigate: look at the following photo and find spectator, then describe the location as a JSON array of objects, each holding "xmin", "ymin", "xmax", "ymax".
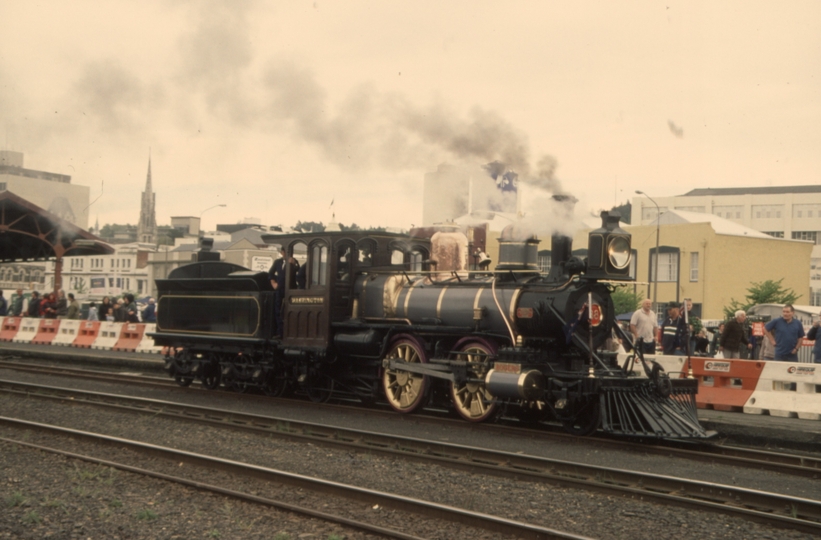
[
  {"xmin": 709, "ymin": 323, "xmax": 725, "ymax": 357},
  {"xmin": 720, "ymin": 310, "xmax": 752, "ymax": 359},
  {"xmin": 629, "ymin": 298, "xmax": 659, "ymax": 355},
  {"xmin": 113, "ymin": 299, "xmax": 126, "ymax": 322},
  {"xmin": 759, "ymin": 334, "xmax": 775, "ymax": 360},
  {"xmin": 10, "ymin": 289, "xmax": 24, "ymax": 316},
  {"xmin": 142, "ymin": 298, "xmax": 156, "ymax": 323},
  {"xmin": 764, "ymin": 304, "xmax": 805, "ymax": 361},
  {"xmin": 0, "ymin": 291, "xmax": 6, "ymax": 316},
  {"xmin": 27, "ymin": 291, "xmax": 42, "ymax": 318},
  {"xmin": 694, "ymin": 329, "xmax": 710, "ymax": 355},
  {"xmin": 661, "ymin": 301, "xmax": 688, "ymax": 355},
  {"xmin": 42, "ymin": 293, "xmax": 57, "ymax": 319},
  {"xmin": 123, "ymin": 294, "xmax": 139, "ymax": 323},
  {"xmin": 87, "ymin": 301, "xmax": 99, "ymax": 322},
  {"xmin": 100, "ymin": 296, "xmax": 114, "ymax": 321},
  {"xmin": 54, "ymin": 290, "xmax": 68, "ymax": 318},
  {"xmin": 807, "ymin": 318, "xmax": 821, "ymax": 364},
  {"xmin": 66, "ymin": 293, "xmax": 81, "ymax": 320}
]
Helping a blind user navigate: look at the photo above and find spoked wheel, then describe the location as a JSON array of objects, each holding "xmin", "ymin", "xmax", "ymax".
[
  {"xmin": 263, "ymin": 363, "xmax": 292, "ymax": 397},
  {"xmin": 226, "ymin": 360, "xmax": 253, "ymax": 393},
  {"xmin": 450, "ymin": 341, "xmax": 497, "ymax": 422},
  {"xmin": 200, "ymin": 354, "xmax": 221, "ymax": 390},
  {"xmin": 173, "ymin": 350, "xmax": 194, "ymax": 387},
  {"xmin": 560, "ymin": 398, "xmax": 601, "ymax": 437},
  {"xmin": 382, "ymin": 337, "xmax": 429, "ymax": 414},
  {"xmin": 306, "ymin": 374, "xmax": 335, "ymax": 403}
]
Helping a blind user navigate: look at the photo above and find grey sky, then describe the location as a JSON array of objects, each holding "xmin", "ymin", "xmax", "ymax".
[{"xmin": 1, "ymin": 1, "xmax": 819, "ymax": 231}]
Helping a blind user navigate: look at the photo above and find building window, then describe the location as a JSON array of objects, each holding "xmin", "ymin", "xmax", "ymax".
[
  {"xmin": 675, "ymin": 206, "xmax": 705, "ymax": 213},
  {"xmin": 791, "ymin": 231, "xmax": 819, "ymax": 243},
  {"xmin": 752, "ymin": 204, "xmax": 784, "ymax": 219},
  {"xmin": 763, "ymin": 231, "xmax": 784, "ymax": 238},
  {"xmin": 651, "ymin": 252, "xmax": 678, "ymax": 282},
  {"xmin": 812, "ymin": 289, "xmax": 821, "ymax": 307},
  {"xmin": 793, "ymin": 204, "xmax": 821, "ymax": 219},
  {"xmin": 690, "ymin": 252, "xmax": 699, "ymax": 282},
  {"xmin": 641, "ymin": 206, "xmax": 668, "ymax": 221},
  {"xmin": 537, "ymin": 253, "xmax": 551, "ymax": 275},
  {"xmin": 712, "ymin": 205, "xmax": 743, "ymax": 220},
  {"xmin": 0, "ymin": 182, "xmax": 6, "ymax": 191}
]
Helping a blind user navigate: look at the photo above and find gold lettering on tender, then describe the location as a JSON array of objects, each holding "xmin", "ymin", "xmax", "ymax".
[{"xmin": 290, "ymin": 296, "xmax": 323, "ymax": 305}]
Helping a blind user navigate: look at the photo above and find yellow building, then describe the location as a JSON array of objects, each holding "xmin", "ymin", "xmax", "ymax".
[{"xmin": 611, "ymin": 210, "xmax": 812, "ymax": 320}]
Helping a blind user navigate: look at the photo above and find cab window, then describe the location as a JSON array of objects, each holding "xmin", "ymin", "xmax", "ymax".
[{"xmin": 310, "ymin": 243, "xmax": 328, "ymax": 287}]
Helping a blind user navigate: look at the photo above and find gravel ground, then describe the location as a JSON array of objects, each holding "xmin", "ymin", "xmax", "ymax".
[{"xmin": 1, "ymin": 367, "xmax": 819, "ymax": 539}]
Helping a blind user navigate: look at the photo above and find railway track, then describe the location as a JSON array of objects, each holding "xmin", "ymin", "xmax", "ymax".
[
  {"xmin": 2, "ymin": 378, "xmax": 820, "ymax": 535},
  {"xmin": 1, "ymin": 357, "xmax": 819, "ymax": 478},
  {"xmin": 0, "ymin": 418, "xmax": 587, "ymax": 540}
]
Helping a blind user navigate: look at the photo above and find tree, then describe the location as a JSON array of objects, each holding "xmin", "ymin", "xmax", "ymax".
[
  {"xmin": 611, "ymin": 285, "xmax": 642, "ymax": 316},
  {"xmin": 723, "ymin": 278, "xmax": 801, "ymax": 319}
]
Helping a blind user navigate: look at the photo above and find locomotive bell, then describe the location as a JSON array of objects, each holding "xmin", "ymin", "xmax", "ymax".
[
  {"xmin": 496, "ymin": 224, "xmax": 540, "ymax": 272},
  {"xmin": 585, "ymin": 211, "xmax": 632, "ymax": 280}
]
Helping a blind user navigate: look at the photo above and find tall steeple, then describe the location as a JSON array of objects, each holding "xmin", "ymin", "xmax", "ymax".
[{"xmin": 137, "ymin": 150, "xmax": 157, "ymax": 245}]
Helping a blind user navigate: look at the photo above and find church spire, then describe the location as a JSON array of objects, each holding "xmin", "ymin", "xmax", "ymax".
[{"xmin": 137, "ymin": 149, "xmax": 157, "ymax": 245}]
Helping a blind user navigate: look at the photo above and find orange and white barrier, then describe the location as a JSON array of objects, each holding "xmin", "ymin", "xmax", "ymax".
[
  {"xmin": 31, "ymin": 319, "xmax": 60, "ymax": 345},
  {"xmin": 744, "ymin": 361, "xmax": 821, "ymax": 420},
  {"xmin": 52, "ymin": 320, "xmax": 82, "ymax": 346},
  {"xmin": 113, "ymin": 323, "xmax": 147, "ymax": 352},
  {"xmin": 690, "ymin": 357, "xmax": 767, "ymax": 412},
  {"xmin": 91, "ymin": 322, "xmax": 125, "ymax": 350},
  {"xmin": 12, "ymin": 318, "xmax": 40, "ymax": 344},
  {"xmin": 136, "ymin": 324, "xmax": 163, "ymax": 354},
  {"xmin": 0, "ymin": 317, "xmax": 22, "ymax": 342},
  {"xmin": 73, "ymin": 321, "xmax": 102, "ymax": 348}
]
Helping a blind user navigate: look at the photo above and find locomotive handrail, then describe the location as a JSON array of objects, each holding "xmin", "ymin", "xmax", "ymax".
[{"xmin": 544, "ymin": 302, "xmax": 621, "ymax": 375}]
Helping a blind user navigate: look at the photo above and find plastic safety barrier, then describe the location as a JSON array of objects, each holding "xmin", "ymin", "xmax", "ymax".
[
  {"xmin": 12, "ymin": 318, "xmax": 41, "ymax": 344},
  {"xmin": 91, "ymin": 322, "xmax": 125, "ymax": 350},
  {"xmin": 113, "ymin": 323, "xmax": 146, "ymax": 352},
  {"xmin": 52, "ymin": 320, "xmax": 82, "ymax": 346},
  {"xmin": 0, "ymin": 317, "xmax": 22, "ymax": 342},
  {"xmin": 31, "ymin": 319, "xmax": 60, "ymax": 345},
  {"xmin": 744, "ymin": 361, "xmax": 821, "ymax": 420},
  {"xmin": 690, "ymin": 357, "xmax": 766, "ymax": 412},
  {"xmin": 136, "ymin": 324, "xmax": 163, "ymax": 354},
  {"xmin": 73, "ymin": 321, "xmax": 102, "ymax": 348}
]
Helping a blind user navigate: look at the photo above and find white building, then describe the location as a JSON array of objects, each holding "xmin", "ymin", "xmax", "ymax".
[
  {"xmin": 632, "ymin": 186, "xmax": 821, "ymax": 306},
  {"xmin": 46, "ymin": 243, "xmax": 152, "ymax": 300}
]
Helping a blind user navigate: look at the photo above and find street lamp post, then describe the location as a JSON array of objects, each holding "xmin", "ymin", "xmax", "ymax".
[
  {"xmin": 635, "ymin": 191, "xmax": 660, "ymax": 315},
  {"xmin": 199, "ymin": 204, "xmax": 227, "ymax": 234}
]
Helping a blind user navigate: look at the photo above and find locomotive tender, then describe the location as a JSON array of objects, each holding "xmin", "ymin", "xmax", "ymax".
[{"xmin": 152, "ymin": 211, "xmax": 710, "ymax": 439}]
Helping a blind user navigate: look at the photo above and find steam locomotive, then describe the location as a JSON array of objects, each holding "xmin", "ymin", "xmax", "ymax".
[{"xmin": 151, "ymin": 211, "xmax": 710, "ymax": 439}]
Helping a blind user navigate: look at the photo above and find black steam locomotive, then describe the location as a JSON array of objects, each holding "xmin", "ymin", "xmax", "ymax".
[{"xmin": 152, "ymin": 212, "xmax": 710, "ymax": 439}]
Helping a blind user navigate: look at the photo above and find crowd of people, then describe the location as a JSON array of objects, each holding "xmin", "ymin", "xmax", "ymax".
[
  {"xmin": 626, "ymin": 300, "xmax": 821, "ymax": 364},
  {"xmin": 1, "ymin": 288, "xmax": 157, "ymax": 324}
]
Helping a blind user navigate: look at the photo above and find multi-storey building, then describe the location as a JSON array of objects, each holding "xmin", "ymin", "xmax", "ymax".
[
  {"xmin": 632, "ymin": 186, "xmax": 821, "ymax": 306},
  {"xmin": 45, "ymin": 243, "xmax": 152, "ymax": 299}
]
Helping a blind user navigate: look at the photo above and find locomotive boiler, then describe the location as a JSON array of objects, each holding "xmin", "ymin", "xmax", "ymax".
[{"xmin": 152, "ymin": 211, "xmax": 710, "ymax": 439}]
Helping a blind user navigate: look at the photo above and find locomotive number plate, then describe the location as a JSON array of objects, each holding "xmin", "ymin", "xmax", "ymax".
[
  {"xmin": 590, "ymin": 304, "xmax": 602, "ymax": 327},
  {"xmin": 290, "ymin": 296, "xmax": 324, "ymax": 305},
  {"xmin": 493, "ymin": 362, "xmax": 521, "ymax": 374},
  {"xmin": 516, "ymin": 307, "xmax": 534, "ymax": 319}
]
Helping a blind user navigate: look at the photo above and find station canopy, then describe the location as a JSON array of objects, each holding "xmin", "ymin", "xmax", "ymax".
[{"xmin": 0, "ymin": 191, "xmax": 113, "ymax": 262}]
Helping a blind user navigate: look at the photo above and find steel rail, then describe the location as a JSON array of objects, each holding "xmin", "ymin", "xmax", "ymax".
[
  {"xmin": 1, "ymin": 374, "xmax": 818, "ymax": 479},
  {"xmin": 3, "ymin": 357, "xmax": 821, "ymax": 482},
  {"xmin": 0, "ymin": 418, "xmax": 590, "ymax": 540},
  {"xmin": 0, "ymin": 359, "xmax": 175, "ymax": 388},
  {"xmin": 2, "ymin": 380, "xmax": 821, "ymax": 535}
]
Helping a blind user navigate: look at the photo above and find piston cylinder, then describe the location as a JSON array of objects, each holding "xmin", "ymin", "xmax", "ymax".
[{"xmin": 485, "ymin": 369, "xmax": 545, "ymax": 400}]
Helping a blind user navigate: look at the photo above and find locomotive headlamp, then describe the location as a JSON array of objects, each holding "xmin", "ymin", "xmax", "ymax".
[
  {"xmin": 585, "ymin": 210, "xmax": 633, "ymax": 280},
  {"xmin": 608, "ymin": 236, "xmax": 631, "ymax": 269}
]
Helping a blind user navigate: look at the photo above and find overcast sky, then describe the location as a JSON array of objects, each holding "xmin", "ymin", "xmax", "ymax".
[{"xmin": 1, "ymin": 1, "xmax": 819, "ymax": 232}]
